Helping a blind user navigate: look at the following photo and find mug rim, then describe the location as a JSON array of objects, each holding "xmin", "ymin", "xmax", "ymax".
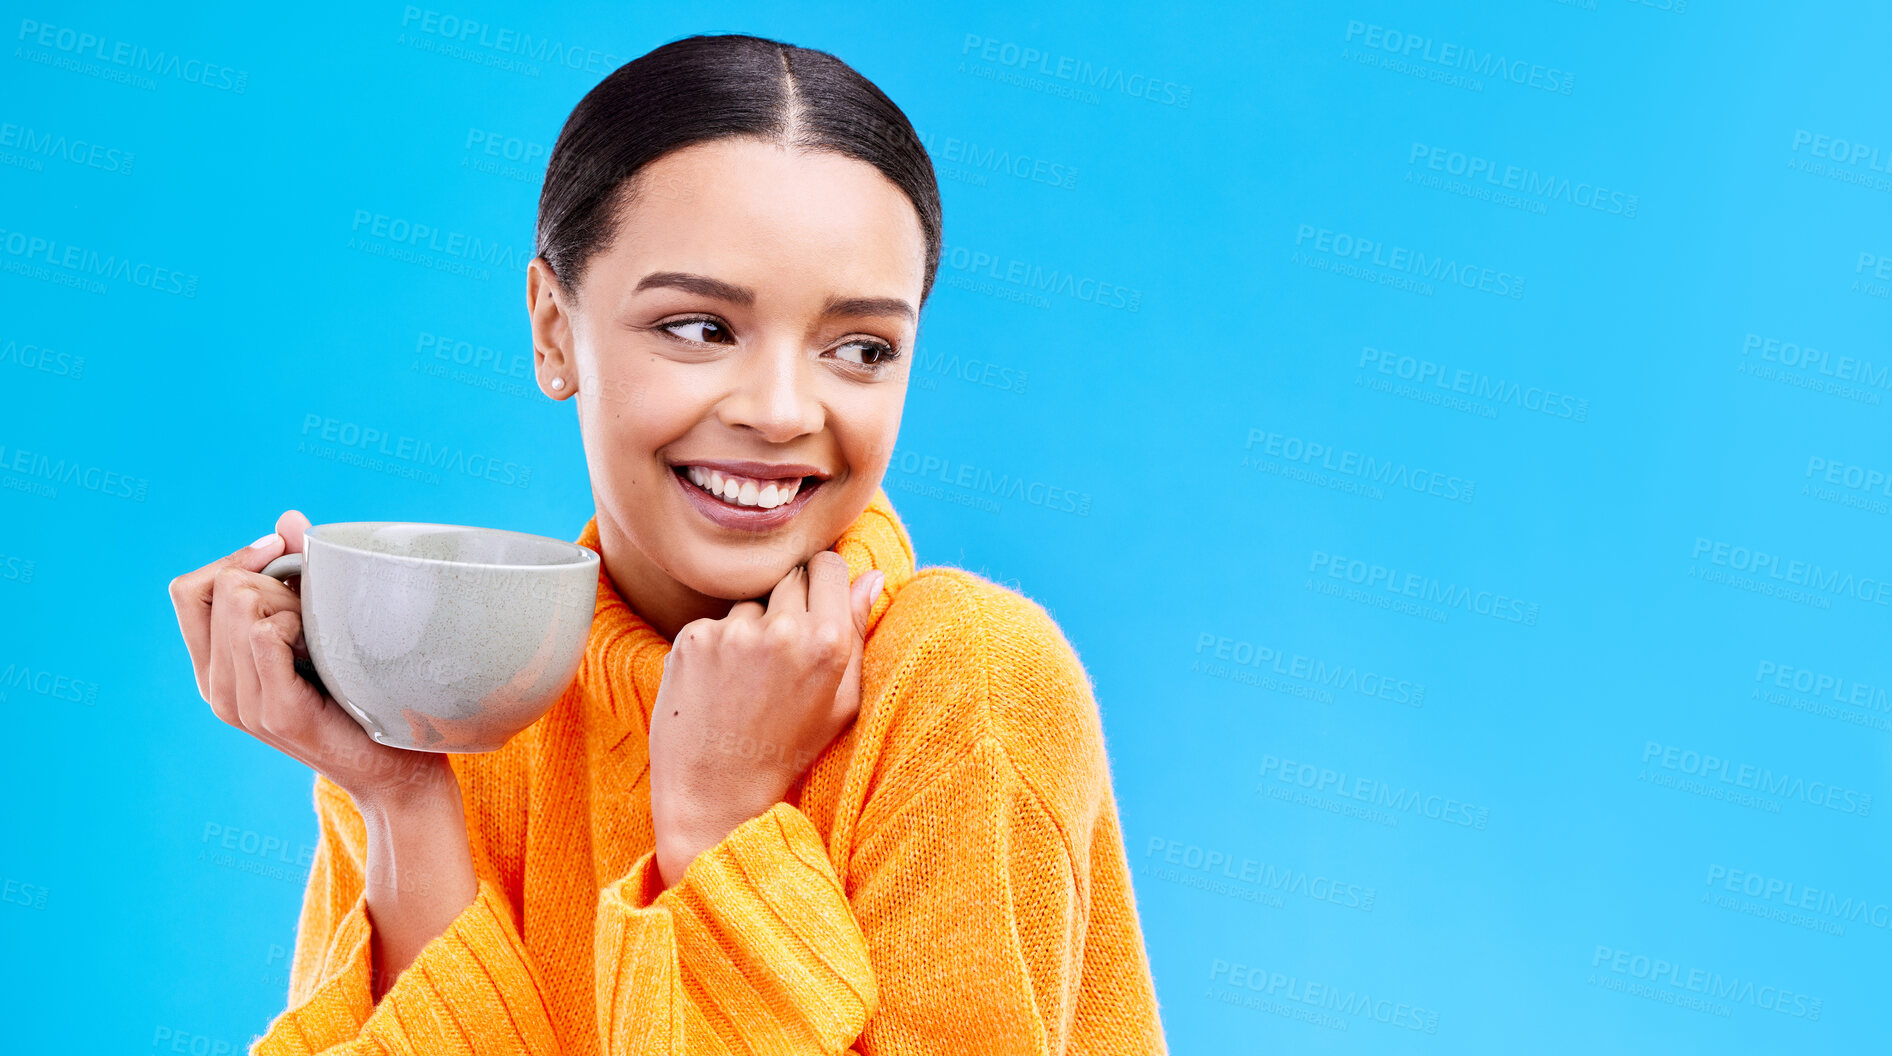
[{"xmin": 305, "ymin": 521, "xmax": 601, "ymax": 572}]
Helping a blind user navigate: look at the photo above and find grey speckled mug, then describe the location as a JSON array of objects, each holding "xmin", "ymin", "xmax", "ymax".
[{"xmin": 259, "ymin": 522, "xmax": 599, "ymax": 753}]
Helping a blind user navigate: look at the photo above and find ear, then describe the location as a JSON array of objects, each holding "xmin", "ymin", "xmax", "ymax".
[{"xmin": 528, "ymin": 257, "xmax": 578, "ymax": 400}]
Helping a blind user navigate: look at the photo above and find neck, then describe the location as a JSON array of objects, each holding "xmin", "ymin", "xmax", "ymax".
[{"xmin": 592, "ymin": 508, "xmax": 734, "ymax": 642}]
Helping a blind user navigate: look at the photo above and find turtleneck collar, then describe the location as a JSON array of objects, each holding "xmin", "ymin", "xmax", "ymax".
[{"xmin": 571, "ymin": 486, "xmax": 918, "ymax": 750}]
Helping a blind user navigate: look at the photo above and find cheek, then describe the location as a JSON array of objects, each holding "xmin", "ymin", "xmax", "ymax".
[
  {"xmin": 833, "ymin": 394, "xmax": 906, "ymax": 476},
  {"xmin": 580, "ymin": 357, "xmax": 703, "ymax": 454},
  {"xmin": 576, "ymin": 397, "xmax": 681, "ymax": 512},
  {"xmin": 579, "ymin": 388, "xmax": 658, "ymax": 469}
]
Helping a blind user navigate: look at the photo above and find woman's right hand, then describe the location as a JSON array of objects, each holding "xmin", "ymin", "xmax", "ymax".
[
  {"xmin": 167, "ymin": 509, "xmax": 451, "ymax": 807},
  {"xmin": 170, "ymin": 509, "xmax": 480, "ymax": 1000}
]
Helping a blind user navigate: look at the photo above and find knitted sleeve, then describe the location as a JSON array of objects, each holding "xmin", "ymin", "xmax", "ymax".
[
  {"xmin": 593, "ymin": 801, "xmax": 878, "ymax": 1052},
  {"xmin": 589, "ymin": 577, "xmax": 1166, "ymax": 1054},
  {"xmin": 247, "ymin": 778, "xmax": 564, "ymax": 1055}
]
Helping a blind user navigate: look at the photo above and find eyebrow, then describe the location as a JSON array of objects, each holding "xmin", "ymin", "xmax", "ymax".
[{"xmin": 634, "ymin": 271, "xmax": 915, "ymax": 323}]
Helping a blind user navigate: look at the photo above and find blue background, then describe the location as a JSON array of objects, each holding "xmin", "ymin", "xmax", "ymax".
[{"xmin": 3, "ymin": 1, "xmax": 1888, "ymax": 1051}]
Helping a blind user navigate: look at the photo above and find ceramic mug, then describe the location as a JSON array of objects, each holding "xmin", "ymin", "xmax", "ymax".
[{"xmin": 259, "ymin": 521, "xmax": 600, "ymax": 753}]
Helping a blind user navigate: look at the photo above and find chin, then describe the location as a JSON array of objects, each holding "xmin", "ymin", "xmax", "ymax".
[
  {"xmin": 679, "ymin": 490, "xmax": 877, "ymax": 591},
  {"xmin": 681, "ymin": 539, "xmax": 820, "ymax": 601}
]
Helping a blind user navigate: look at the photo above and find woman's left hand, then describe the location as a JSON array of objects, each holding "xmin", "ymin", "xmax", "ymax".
[{"xmin": 648, "ymin": 551, "xmax": 884, "ymax": 890}]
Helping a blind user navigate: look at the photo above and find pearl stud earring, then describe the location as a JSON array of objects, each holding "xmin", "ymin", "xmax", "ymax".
[{"xmin": 551, "ymin": 377, "xmax": 565, "ymax": 391}]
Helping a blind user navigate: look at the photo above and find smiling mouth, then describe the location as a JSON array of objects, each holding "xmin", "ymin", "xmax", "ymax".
[{"xmin": 675, "ymin": 465, "xmax": 823, "ymax": 510}]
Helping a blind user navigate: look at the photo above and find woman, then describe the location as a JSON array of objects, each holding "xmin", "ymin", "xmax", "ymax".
[{"xmin": 169, "ymin": 33, "xmax": 1166, "ymax": 1054}]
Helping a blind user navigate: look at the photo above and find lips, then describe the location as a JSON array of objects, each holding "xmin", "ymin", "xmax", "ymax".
[{"xmin": 669, "ymin": 460, "xmax": 829, "ymax": 532}]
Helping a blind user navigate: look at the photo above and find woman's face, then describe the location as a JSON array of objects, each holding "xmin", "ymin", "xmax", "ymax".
[{"xmin": 528, "ymin": 136, "xmax": 925, "ymax": 611}]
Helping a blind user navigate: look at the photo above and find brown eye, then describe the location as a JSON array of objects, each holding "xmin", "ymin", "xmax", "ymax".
[
  {"xmin": 663, "ymin": 318, "xmax": 734, "ymax": 344},
  {"xmin": 833, "ymin": 339, "xmax": 899, "ymax": 367}
]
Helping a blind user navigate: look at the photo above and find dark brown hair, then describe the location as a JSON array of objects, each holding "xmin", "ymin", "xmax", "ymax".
[{"xmin": 535, "ymin": 33, "xmax": 942, "ymax": 306}]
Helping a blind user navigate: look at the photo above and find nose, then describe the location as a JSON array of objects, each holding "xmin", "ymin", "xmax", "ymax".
[{"xmin": 717, "ymin": 339, "xmax": 824, "ymax": 443}]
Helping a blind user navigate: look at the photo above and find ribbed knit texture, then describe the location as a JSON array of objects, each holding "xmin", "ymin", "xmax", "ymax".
[{"xmin": 250, "ymin": 488, "xmax": 1168, "ymax": 1054}]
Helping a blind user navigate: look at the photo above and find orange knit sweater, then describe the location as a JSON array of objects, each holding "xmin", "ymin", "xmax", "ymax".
[{"xmin": 251, "ymin": 489, "xmax": 1167, "ymax": 1054}]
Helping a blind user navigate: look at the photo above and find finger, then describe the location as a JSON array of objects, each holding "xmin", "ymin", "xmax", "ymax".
[
  {"xmin": 766, "ymin": 562, "xmax": 808, "ymax": 614},
  {"xmin": 849, "ymin": 570, "xmax": 885, "ymax": 640},
  {"xmin": 233, "ymin": 574, "xmax": 308, "ymax": 735},
  {"xmin": 805, "ymin": 551, "xmax": 851, "ymax": 630},
  {"xmin": 216, "ymin": 563, "xmax": 309, "ymax": 727},
  {"xmin": 251, "ymin": 610, "xmax": 354, "ymax": 772},
  {"xmin": 205, "ymin": 589, "xmax": 238, "ymax": 726},
  {"xmin": 728, "ymin": 599, "xmax": 765, "ymax": 622},
  {"xmin": 276, "ymin": 509, "xmax": 311, "ymax": 554},
  {"xmin": 233, "ymin": 598, "xmax": 267, "ymax": 737},
  {"xmin": 833, "ymin": 570, "xmax": 882, "ymax": 725},
  {"xmin": 207, "ymin": 566, "xmax": 261, "ymax": 727},
  {"xmin": 171, "ymin": 530, "xmax": 289, "ymax": 701}
]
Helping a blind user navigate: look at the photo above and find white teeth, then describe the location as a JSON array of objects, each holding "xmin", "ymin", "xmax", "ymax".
[
  {"xmin": 768, "ymin": 478, "xmax": 801, "ymax": 507},
  {"xmin": 681, "ymin": 466, "xmax": 806, "ymax": 509}
]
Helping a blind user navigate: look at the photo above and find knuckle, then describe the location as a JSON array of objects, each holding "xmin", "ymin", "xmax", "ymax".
[
  {"xmin": 257, "ymin": 706, "xmax": 302, "ymax": 744},
  {"xmin": 247, "ymin": 617, "xmax": 280, "ymax": 648},
  {"xmin": 212, "ymin": 565, "xmax": 251, "ymax": 597},
  {"xmin": 763, "ymin": 617, "xmax": 800, "ymax": 648},
  {"xmin": 261, "ymin": 577, "xmax": 302, "ymax": 607},
  {"xmin": 809, "ymin": 625, "xmax": 847, "ymax": 661}
]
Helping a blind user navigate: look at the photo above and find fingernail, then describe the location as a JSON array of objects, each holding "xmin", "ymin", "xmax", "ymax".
[
  {"xmin": 871, "ymin": 570, "xmax": 886, "ymax": 597},
  {"xmin": 249, "ymin": 532, "xmax": 283, "ymax": 551}
]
